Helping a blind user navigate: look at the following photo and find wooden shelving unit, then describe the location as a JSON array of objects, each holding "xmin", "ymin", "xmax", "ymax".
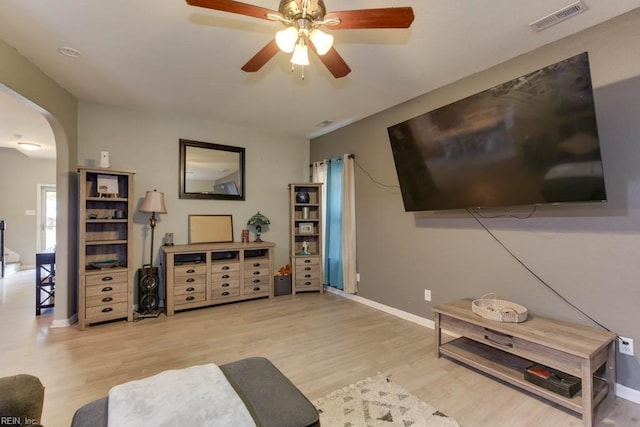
[
  {"xmin": 289, "ymin": 183, "xmax": 324, "ymax": 294},
  {"xmin": 78, "ymin": 167, "xmax": 135, "ymax": 330}
]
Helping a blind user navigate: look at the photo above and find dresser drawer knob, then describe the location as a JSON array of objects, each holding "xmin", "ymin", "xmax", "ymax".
[
  {"xmin": 304, "ymin": 281, "xmax": 312, "ymax": 286},
  {"xmin": 222, "ymin": 266, "xmax": 230, "ymax": 270},
  {"xmin": 253, "ymin": 262, "xmax": 261, "ymax": 267},
  {"xmin": 186, "ymin": 287, "xmax": 195, "ymax": 292},
  {"xmin": 101, "ymin": 286, "xmax": 113, "ymax": 292},
  {"xmin": 253, "ymin": 287, "xmax": 261, "ymax": 292},
  {"xmin": 222, "ymin": 283, "xmax": 230, "ymax": 287},
  {"xmin": 102, "ymin": 297, "xmax": 113, "ymax": 303},
  {"xmin": 304, "ymin": 267, "xmax": 311, "ymax": 271},
  {"xmin": 101, "ymin": 307, "xmax": 113, "ymax": 313},
  {"xmin": 253, "ymin": 279, "xmax": 261, "ymax": 284},
  {"xmin": 304, "ymin": 259, "xmax": 311, "ymax": 264},
  {"xmin": 186, "ymin": 296, "xmax": 195, "ymax": 301},
  {"xmin": 101, "ymin": 276, "xmax": 113, "ymax": 281},
  {"xmin": 222, "ymin": 291, "xmax": 230, "ymax": 296},
  {"xmin": 187, "ymin": 269, "xmax": 195, "ymax": 273},
  {"xmin": 222, "ymin": 274, "xmax": 230, "ymax": 279},
  {"xmin": 186, "ymin": 278, "xmax": 195, "ymax": 283},
  {"xmin": 253, "ymin": 271, "xmax": 260, "ymax": 275},
  {"xmin": 304, "ymin": 274, "xmax": 311, "ymax": 278}
]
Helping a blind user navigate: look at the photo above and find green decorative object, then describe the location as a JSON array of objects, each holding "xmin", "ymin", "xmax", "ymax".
[{"xmin": 247, "ymin": 211, "xmax": 270, "ymax": 242}]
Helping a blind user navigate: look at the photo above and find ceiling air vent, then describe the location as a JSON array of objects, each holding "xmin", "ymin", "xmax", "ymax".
[{"xmin": 529, "ymin": 1, "xmax": 589, "ymax": 32}]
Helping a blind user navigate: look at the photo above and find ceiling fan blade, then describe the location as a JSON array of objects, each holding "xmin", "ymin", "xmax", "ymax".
[
  {"xmin": 241, "ymin": 39, "xmax": 280, "ymax": 72},
  {"xmin": 186, "ymin": 0, "xmax": 277, "ymax": 21},
  {"xmin": 324, "ymin": 7, "xmax": 414, "ymax": 30},
  {"xmin": 309, "ymin": 43, "xmax": 351, "ymax": 78}
]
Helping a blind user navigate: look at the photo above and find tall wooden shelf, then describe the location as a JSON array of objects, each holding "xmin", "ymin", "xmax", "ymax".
[
  {"xmin": 289, "ymin": 183, "xmax": 324, "ymax": 294},
  {"xmin": 78, "ymin": 167, "xmax": 135, "ymax": 330}
]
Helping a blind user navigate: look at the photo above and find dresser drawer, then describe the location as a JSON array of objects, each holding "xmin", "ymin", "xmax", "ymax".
[
  {"xmin": 174, "ymin": 292, "xmax": 206, "ymax": 306},
  {"xmin": 244, "ymin": 284, "xmax": 269, "ymax": 296},
  {"xmin": 211, "ymin": 262, "xmax": 239, "ymax": 274},
  {"xmin": 244, "ymin": 258, "xmax": 269, "ymax": 270},
  {"xmin": 210, "ymin": 280, "xmax": 239, "ymax": 292},
  {"xmin": 174, "ymin": 282, "xmax": 206, "ymax": 296},
  {"xmin": 174, "ymin": 264, "xmax": 206, "ymax": 276},
  {"xmin": 211, "ymin": 288, "xmax": 240, "ymax": 300},
  {"xmin": 86, "ymin": 292, "xmax": 128, "ymax": 308},
  {"xmin": 295, "ymin": 278, "xmax": 322, "ymax": 290},
  {"xmin": 298, "ymin": 263, "xmax": 320, "ymax": 274},
  {"xmin": 173, "ymin": 274, "xmax": 205, "ymax": 287},
  {"xmin": 244, "ymin": 268, "xmax": 270, "ymax": 278},
  {"xmin": 297, "ymin": 270, "xmax": 322, "ymax": 281},
  {"xmin": 295, "ymin": 257, "xmax": 320, "ymax": 267},
  {"xmin": 439, "ymin": 314, "xmax": 580, "ymax": 374},
  {"xmin": 86, "ymin": 281, "xmax": 128, "ymax": 297},
  {"xmin": 85, "ymin": 302, "xmax": 128, "ymax": 319},
  {"xmin": 245, "ymin": 275, "xmax": 268, "ymax": 287},
  {"xmin": 85, "ymin": 271, "xmax": 128, "ymax": 287},
  {"xmin": 211, "ymin": 270, "xmax": 240, "ymax": 282}
]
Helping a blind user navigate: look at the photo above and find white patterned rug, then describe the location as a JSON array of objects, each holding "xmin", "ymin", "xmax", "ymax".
[{"xmin": 313, "ymin": 374, "xmax": 460, "ymax": 427}]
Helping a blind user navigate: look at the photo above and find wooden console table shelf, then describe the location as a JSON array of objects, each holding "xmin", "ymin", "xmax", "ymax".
[
  {"xmin": 162, "ymin": 241, "xmax": 275, "ymax": 316},
  {"xmin": 433, "ymin": 299, "xmax": 616, "ymax": 427}
]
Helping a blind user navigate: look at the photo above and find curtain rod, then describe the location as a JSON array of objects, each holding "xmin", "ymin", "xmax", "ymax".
[{"xmin": 309, "ymin": 153, "xmax": 354, "ymax": 167}]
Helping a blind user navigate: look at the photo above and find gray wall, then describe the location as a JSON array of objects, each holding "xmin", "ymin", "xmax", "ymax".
[
  {"xmin": 311, "ymin": 9, "xmax": 640, "ymax": 391},
  {"xmin": 0, "ymin": 147, "xmax": 56, "ymax": 266}
]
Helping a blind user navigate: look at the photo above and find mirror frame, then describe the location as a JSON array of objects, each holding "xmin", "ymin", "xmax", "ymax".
[{"xmin": 179, "ymin": 139, "xmax": 246, "ymax": 200}]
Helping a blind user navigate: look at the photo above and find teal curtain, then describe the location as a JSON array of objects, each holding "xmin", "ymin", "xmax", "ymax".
[{"xmin": 325, "ymin": 157, "xmax": 343, "ymax": 289}]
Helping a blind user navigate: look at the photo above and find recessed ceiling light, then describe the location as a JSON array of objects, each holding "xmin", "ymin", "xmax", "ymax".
[
  {"xmin": 17, "ymin": 142, "xmax": 42, "ymax": 151},
  {"xmin": 316, "ymin": 120, "xmax": 333, "ymax": 127},
  {"xmin": 57, "ymin": 46, "xmax": 81, "ymax": 58}
]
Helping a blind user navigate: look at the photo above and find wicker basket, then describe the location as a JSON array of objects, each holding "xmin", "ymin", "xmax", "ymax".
[{"xmin": 471, "ymin": 294, "xmax": 528, "ymax": 323}]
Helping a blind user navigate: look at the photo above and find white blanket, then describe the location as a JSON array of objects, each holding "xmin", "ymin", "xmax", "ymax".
[{"xmin": 107, "ymin": 363, "xmax": 256, "ymax": 427}]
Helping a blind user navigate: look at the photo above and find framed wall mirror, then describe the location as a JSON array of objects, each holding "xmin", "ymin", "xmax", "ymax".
[{"xmin": 179, "ymin": 139, "xmax": 245, "ymax": 200}]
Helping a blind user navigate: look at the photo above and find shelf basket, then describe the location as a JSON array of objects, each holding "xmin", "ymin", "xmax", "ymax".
[{"xmin": 471, "ymin": 294, "xmax": 528, "ymax": 323}]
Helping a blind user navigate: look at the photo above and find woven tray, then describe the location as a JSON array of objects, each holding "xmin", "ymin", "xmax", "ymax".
[{"xmin": 471, "ymin": 294, "xmax": 528, "ymax": 323}]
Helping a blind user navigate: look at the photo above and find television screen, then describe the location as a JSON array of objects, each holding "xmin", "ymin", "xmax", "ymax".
[{"xmin": 387, "ymin": 52, "xmax": 606, "ymax": 212}]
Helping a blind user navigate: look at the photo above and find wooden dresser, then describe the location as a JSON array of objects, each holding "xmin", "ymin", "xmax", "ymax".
[
  {"xmin": 162, "ymin": 241, "xmax": 275, "ymax": 316},
  {"xmin": 433, "ymin": 299, "xmax": 616, "ymax": 427}
]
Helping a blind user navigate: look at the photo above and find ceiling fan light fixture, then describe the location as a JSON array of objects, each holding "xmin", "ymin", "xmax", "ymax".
[
  {"xmin": 291, "ymin": 42, "xmax": 309, "ymax": 65},
  {"xmin": 309, "ymin": 29, "xmax": 333, "ymax": 55},
  {"xmin": 276, "ymin": 26, "xmax": 298, "ymax": 53}
]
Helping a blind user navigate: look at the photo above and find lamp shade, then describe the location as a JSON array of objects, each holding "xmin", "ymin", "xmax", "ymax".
[
  {"xmin": 309, "ymin": 29, "xmax": 333, "ymax": 55},
  {"xmin": 140, "ymin": 190, "xmax": 167, "ymax": 214},
  {"xmin": 291, "ymin": 43, "xmax": 309, "ymax": 66},
  {"xmin": 247, "ymin": 211, "xmax": 270, "ymax": 226},
  {"xmin": 276, "ymin": 27, "xmax": 298, "ymax": 53}
]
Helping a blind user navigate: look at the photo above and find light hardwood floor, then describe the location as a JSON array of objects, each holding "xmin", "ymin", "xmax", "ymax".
[{"xmin": 1, "ymin": 269, "xmax": 638, "ymax": 426}]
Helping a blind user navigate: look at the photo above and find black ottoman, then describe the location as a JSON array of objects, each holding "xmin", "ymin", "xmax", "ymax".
[{"xmin": 71, "ymin": 357, "xmax": 319, "ymax": 427}]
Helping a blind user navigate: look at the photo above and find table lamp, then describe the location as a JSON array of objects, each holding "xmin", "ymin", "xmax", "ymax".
[{"xmin": 247, "ymin": 212, "xmax": 270, "ymax": 242}]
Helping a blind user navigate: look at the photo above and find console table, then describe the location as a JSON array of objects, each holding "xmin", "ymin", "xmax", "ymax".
[
  {"xmin": 162, "ymin": 241, "xmax": 275, "ymax": 316},
  {"xmin": 433, "ymin": 299, "xmax": 616, "ymax": 427}
]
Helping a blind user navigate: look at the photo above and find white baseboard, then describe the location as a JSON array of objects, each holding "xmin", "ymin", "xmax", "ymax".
[
  {"xmin": 325, "ymin": 286, "xmax": 640, "ymax": 405},
  {"xmin": 616, "ymin": 383, "xmax": 640, "ymax": 404},
  {"xmin": 325, "ymin": 286, "xmax": 434, "ymax": 329},
  {"xmin": 50, "ymin": 313, "xmax": 77, "ymax": 328}
]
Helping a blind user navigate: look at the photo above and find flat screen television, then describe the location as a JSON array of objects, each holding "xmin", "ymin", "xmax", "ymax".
[{"xmin": 387, "ymin": 52, "xmax": 607, "ymax": 212}]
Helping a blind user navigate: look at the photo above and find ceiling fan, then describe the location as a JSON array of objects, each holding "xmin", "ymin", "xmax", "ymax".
[{"xmin": 185, "ymin": 0, "xmax": 415, "ymax": 78}]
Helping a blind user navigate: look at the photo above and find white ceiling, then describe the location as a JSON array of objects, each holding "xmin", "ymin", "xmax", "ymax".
[{"xmin": 1, "ymin": 0, "xmax": 639, "ymax": 160}]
